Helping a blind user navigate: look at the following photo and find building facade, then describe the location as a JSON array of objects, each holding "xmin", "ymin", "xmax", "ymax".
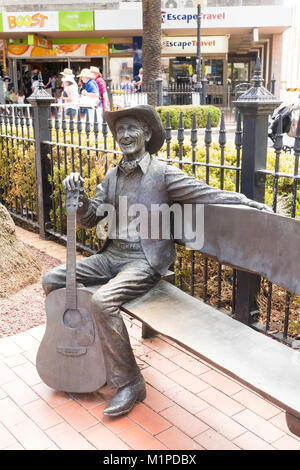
[{"xmin": 0, "ymin": 0, "xmax": 293, "ymax": 103}]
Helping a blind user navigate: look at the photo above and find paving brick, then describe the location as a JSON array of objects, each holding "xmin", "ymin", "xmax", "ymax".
[
  {"xmin": 170, "ymin": 352, "xmax": 211, "ymax": 376},
  {"xmin": 143, "ymin": 384, "xmax": 174, "ymax": 413},
  {"xmin": 2, "ymin": 378, "xmax": 38, "ymax": 406},
  {"xmin": 164, "ymin": 384, "xmax": 209, "ymax": 415},
  {"xmin": 272, "ymin": 435, "xmax": 300, "ymax": 450},
  {"xmin": 81, "ymin": 423, "xmax": 131, "ymax": 450},
  {"xmin": 233, "ymin": 431, "xmax": 275, "ymax": 450},
  {"xmin": 22, "ymin": 398, "xmax": 64, "ymax": 430},
  {"xmin": 2, "ymin": 353, "xmax": 28, "ymax": 368},
  {"xmin": 198, "ymin": 387, "xmax": 245, "ymax": 416},
  {"xmin": 71, "ymin": 392, "xmax": 106, "ymax": 410},
  {"xmin": 200, "ymin": 369, "xmax": 244, "ymax": 396},
  {"xmin": 4, "ymin": 442, "xmax": 24, "ymax": 450},
  {"xmin": 142, "ymin": 366, "xmax": 176, "ymax": 393},
  {"xmin": 55, "ymin": 400, "xmax": 98, "ymax": 431},
  {"xmin": 0, "ymin": 337, "xmax": 23, "ymax": 357},
  {"xmin": 91, "ymin": 403, "xmax": 135, "ymax": 433},
  {"xmin": 128, "ymin": 402, "xmax": 171, "ymax": 435},
  {"xmin": 0, "ymin": 397, "xmax": 28, "ymax": 427},
  {"xmin": 269, "ymin": 412, "xmax": 300, "ymax": 440},
  {"xmin": 233, "ymin": 409, "xmax": 285, "ymax": 443},
  {"xmin": 167, "ymin": 368, "xmax": 210, "ymax": 394},
  {"xmin": 156, "ymin": 426, "xmax": 203, "ymax": 450},
  {"xmin": 27, "ymin": 325, "xmax": 46, "ymax": 342},
  {"xmin": 0, "ymin": 362, "xmax": 17, "ymax": 385},
  {"xmin": 32, "ymin": 382, "xmax": 71, "ymax": 408},
  {"xmin": 118, "ymin": 424, "xmax": 168, "ymax": 450},
  {"xmin": 46, "ymin": 421, "xmax": 95, "ymax": 450},
  {"xmin": 22, "ymin": 348, "xmax": 38, "ymax": 365},
  {"xmin": 9, "ymin": 417, "xmax": 54, "ymax": 450},
  {"xmin": 12, "ymin": 361, "xmax": 42, "ymax": 387},
  {"xmin": 10, "ymin": 332, "xmax": 40, "ymax": 352},
  {"xmin": 232, "ymin": 389, "xmax": 281, "ymax": 420},
  {"xmin": 146, "ymin": 337, "xmax": 181, "ymax": 359},
  {"xmin": 195, "ymin": 428, "xmax": 241, "ymax": 450},
  {"xmin": 0, "ymin": 422, "xmax": 18, "ymax": 449},
  {"xmin": 140, "ymin": 350, "xmax": 179, "ymax": 375},
  {"xmin": 160, "ymin": 404, "xmax": 209, "ymax": 438},
  {"xmin": 196, "ymin": 406, "xmax": 246, "ymax": 440}
]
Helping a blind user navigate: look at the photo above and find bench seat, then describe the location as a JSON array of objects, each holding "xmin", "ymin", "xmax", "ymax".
[{"xmin": 120, "ymin": 279, "xmax": 300, "ymax": 423}]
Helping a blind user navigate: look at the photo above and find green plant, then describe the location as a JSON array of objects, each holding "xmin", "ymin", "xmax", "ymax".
[{"xmin": 156, "ymin": 105, "xmax": 221, "ymax": 129}]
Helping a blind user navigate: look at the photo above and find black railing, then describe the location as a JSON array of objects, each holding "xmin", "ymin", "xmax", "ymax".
[{"xmin": 0, "ymin": 66, "xmax": 299, "ymax": 348}]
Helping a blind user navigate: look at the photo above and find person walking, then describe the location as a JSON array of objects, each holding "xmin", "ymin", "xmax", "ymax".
[
  {"xmin": 90, "ymin": 66, "xmax": 110, "ymax": 111},
  {"xmin": 61, "ymin": 74, "xmax": 79, "ymax": 119},
  {"xmin": 78, "ymin": 68, "xmax": 102, "ymax": 123}
]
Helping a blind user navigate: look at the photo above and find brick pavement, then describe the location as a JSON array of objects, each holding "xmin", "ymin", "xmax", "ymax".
[{"xmin": 0, "ymin": 227, "xmax": 299, "ymax": 450}]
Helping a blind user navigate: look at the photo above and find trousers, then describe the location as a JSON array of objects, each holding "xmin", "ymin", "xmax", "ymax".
[{"xmin": 42, "ymin": 241, "xmax": 161, "ymax": 389}]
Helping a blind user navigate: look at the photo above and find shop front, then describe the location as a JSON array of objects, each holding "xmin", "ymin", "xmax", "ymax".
[{"xmin": 0, "ymin": 4, "xmax": 292, "ymax": 101}]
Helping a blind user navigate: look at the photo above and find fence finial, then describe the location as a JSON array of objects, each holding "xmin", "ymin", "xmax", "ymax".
[{"xmin": 252, "ymin": 57, "xmax": 264, "ymax": 88}]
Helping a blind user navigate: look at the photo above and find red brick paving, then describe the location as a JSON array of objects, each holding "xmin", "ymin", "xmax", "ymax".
[{"xmin": 0, "ymin": 227, "xmax": 299, "ymax": 450}]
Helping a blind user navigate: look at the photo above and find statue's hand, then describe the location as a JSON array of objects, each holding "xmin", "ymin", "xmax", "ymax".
[
  {"xmin": 63, "ymin": 172, "xmax": 85, "ymax": 192},
  {"xmin": 246, "ymin": 200, "xmax": 273, "ymax": 213}
]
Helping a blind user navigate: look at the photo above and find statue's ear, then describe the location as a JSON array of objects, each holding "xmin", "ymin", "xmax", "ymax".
[{"xmin": 144, "ymin": 126, "xmax": 152, "ymax": 143}]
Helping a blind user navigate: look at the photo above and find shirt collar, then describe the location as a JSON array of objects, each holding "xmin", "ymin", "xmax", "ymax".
[{"xmin": 118, "ymin": 152, "xmax": 151, "ymax": 175}]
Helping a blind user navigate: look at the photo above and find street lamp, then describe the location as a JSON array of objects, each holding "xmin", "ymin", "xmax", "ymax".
[{"xmin": 192, "ymin": 0, "xmax": 207, "ymax": 104}]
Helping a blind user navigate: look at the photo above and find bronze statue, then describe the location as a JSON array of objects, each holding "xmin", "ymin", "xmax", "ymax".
[{"xmin": 42, "ymin": 105, "xmax": 270, "ymax": 416}]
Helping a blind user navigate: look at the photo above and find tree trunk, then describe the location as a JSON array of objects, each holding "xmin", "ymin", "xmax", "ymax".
[{"xmin": 142, "ymin": 0, "xmax": 162, "ymax": 107}]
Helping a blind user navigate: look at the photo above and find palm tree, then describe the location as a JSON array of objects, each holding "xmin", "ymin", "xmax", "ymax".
[{"xmin": 142, "ymin": 0, "xmax": 162, "ymax": 106}]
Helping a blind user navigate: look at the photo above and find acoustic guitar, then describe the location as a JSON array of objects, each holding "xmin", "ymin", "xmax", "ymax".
[{"xmin": 36, "ymin": 183, "xmax": 106, "ymax": 393}]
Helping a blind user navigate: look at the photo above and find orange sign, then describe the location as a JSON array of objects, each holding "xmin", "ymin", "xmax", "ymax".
[{"xmin": 8, "ymin": 13, "xmax": 48, "ymax": 29}]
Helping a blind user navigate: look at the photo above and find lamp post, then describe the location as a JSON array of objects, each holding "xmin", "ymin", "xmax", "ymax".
[{"xmin": 192, "ymin": 0, "xmax": 207, "ymax": 105}]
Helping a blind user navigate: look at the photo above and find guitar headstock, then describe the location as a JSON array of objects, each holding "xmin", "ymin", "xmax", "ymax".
[{"xmin": 64, "ymin": 183, "xmax": 82, "ymax": 215}]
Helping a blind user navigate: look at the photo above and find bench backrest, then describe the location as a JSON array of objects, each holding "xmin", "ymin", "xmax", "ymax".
[{"xmin": 177, "ymin": 204, "xmax": 300, "ymax": 296}]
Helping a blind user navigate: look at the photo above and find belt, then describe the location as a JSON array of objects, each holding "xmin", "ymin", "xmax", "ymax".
[{"xmin": 112, "ymin": 240, "xmax": 142, "ymax": 252}]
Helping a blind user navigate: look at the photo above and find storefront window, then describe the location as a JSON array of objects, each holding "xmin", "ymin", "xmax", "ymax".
[
  {"xmin": 205, "ymin": 58, "xmax": 223, "ymax": 86},
  {"xmin": 110, "ymin": 57, "xmax": 133, "ymax": 83}
]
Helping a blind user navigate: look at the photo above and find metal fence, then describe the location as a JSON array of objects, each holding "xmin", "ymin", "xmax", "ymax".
[{"xmin": 0, "ymin": 68, "xmax": 299, "ymax": 348}]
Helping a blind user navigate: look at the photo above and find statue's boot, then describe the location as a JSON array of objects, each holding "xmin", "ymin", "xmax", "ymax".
[{"xmin": 103, "ymin": 375, "xmax": 146, "ymax": 417}]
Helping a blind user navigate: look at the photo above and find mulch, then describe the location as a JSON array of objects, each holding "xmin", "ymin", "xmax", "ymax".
[{"xmin": 0, "ymin": 245, "xmax": 61, "ymax": 338}]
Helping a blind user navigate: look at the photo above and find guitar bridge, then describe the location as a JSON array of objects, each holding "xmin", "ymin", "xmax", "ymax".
[{"xmin": 56, "ymin": 346, "xmax": 87, "ymax": 357}]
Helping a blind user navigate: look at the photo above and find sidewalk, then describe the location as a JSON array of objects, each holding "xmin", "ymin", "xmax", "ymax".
[{"xmin": 0, "ymin": 227, "xmax": 299, "ymax": 450}]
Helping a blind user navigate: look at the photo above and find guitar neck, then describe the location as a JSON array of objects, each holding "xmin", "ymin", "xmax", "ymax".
[{"xmin": 66, "ymin": 212, "xmax": 77, "ymax": 310}]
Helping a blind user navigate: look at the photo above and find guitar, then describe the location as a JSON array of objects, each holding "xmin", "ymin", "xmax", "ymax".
[{"xmin": 36, "ymin": 183, "xmax": 106, "ymax": 393}]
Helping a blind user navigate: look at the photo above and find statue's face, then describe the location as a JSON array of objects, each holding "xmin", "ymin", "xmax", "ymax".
[{"xmin": 115, "ymin": 116, "xmax": 151, "ymax": 158}]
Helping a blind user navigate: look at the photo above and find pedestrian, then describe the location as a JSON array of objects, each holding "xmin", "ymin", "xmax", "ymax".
[
  {"xmin": 23, "ymin": 71, "xmax": 32, "ymax": 100},
  {"xmin": 120, "ymin": 75, "xmax": 134, "ymax": 93},
  {"xmin": 42, "ymin": 68, "xmax": 52, "ymax": 95},
  {"xmin": 51, "ymin": 74, "xmax": 57, "ymax": 97},
  {"xmin": 133, "ymin": 67, "xmax": 143, "ymax": 92},
  {"xmin": 17, "ymin": 87, "xmax": 25, "ymax": 104},
  {"xmin": 31, "ymin": 75, "xmax": 39, "ymax": 93},
  {"xmin": 61, "ymin": 74, "xmax": 79, "ymax": 119},
  {"xmin": 78, "ymin": 68, "xmax": 102, "ymax": 123},
  {"xmin": 90, "ymin": 66, "xmax": 110, "ymax": 111}
]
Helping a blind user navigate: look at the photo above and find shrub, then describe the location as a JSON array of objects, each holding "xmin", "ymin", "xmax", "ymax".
[{"xmin": 156, "ymin": 104, "xmax": 221, "ymax": 129}]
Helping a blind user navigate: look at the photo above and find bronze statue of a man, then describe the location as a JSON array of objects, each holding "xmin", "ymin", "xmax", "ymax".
[{"xmin": 42, "ymin": 105, "xmax": 270, "ymax": 416}]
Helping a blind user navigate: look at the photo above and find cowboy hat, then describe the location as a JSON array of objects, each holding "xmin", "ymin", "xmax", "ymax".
[
  {"xmin": 78, "ymin": 68, "xmax": 94, "ymax": 79},
  {"xmin": 104, "ymin": 105, "xmax": 166, "ymax": 155},
  {"xmin": 61, "ymin": 74, "xmax": 75, "ymax": 84},
  {"xmin": 90, "ymin": 66, "xmax": 101, "ymax": 76},
  {"xmin": 60, "ymin": 68, "xmax": 73, "ymax": 76}
]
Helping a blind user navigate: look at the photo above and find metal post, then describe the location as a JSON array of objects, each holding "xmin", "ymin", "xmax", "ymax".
[
  {"xmin": 27, "ymin": 73, "xmax": 55, "ymax": 239},
  {"xmin": 105, "ymin": 77, "xmax": 112, "ymax": 109},
  {"xmin": 195, "ymin": 4, "xmax": 202, "ymax": 104},
  {"xmin": 155, "ymin": 76, "xmax": 163, "ymax": 107},
  {"xmin": 271, "ymin": 74, "xmax": 276, "ymax": 95},
  {"xmin": 233, "ymin": 57, "xmax": 281, "ymax": 325}
]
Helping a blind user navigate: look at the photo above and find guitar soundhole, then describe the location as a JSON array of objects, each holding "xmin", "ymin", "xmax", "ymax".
[{"xmin": 63, "ymin": 309, "xmax": 82, "ymax": 329}]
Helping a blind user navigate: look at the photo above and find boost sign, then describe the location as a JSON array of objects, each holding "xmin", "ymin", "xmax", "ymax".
[{"xmin": 3, "ymin": 11, "xmax": 58, "ymax": 32}]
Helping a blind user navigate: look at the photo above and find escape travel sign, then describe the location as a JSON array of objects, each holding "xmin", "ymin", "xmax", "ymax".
[{"xmin": 162, "ymin": 36, "xmax": 229, "ymax": 54}]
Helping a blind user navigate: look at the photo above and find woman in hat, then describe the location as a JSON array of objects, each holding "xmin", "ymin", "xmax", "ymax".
[
  {"xmin": 78, "ymin": 68, "xmax": 102, "ymax": 123},
  {"xmin": 61, "ymin": 74, "xmax": 79, "ymax": 119},
  {"xmin": 90, "ymin": 66, "xmax": 110, "ymax": 111}
]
